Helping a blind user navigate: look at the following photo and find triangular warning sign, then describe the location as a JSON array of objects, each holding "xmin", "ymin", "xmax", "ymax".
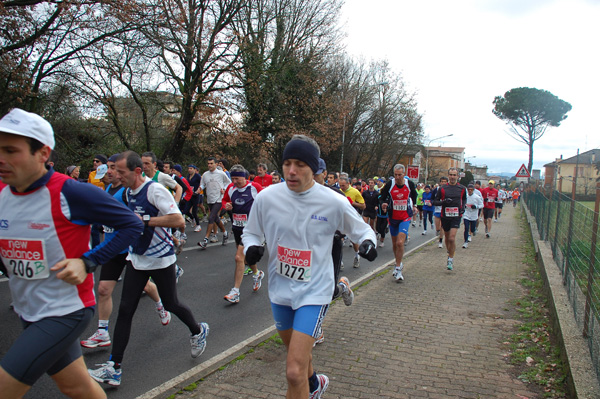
[{"xmin": 515, "ymin": 164, "xmax": 530, "ymax": 178}]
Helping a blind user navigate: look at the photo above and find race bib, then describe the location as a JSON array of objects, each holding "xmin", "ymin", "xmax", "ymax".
[
  {"xmin": 445, "ymin": 207, "xmax": 459, "ymax": 217},
  {"xmin": 232, "ymin": 213, "xmax": 248, "ymax": 227},
  {"xmin": 0, "ymin": 238, "xmax": 50, "ymax": 280},
  {"xmin": 486, "ymin": 197, "xmax": 495, "ymax": 203},
  {"xmin": 276, "ymin": 245, "xmax": 311, "ymax": 282},
  {"xmin": 393, "ymin": 200, "xmax": 407, "ymax": 211},
  {"xmin": 424, "ymin": 200, "xmax": 432, "ymax": 206}
]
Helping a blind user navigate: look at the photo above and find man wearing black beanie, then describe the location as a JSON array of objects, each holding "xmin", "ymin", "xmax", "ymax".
[{"xmin": 242, "ymin": 134, "xmax": 377, "ymax": 399}]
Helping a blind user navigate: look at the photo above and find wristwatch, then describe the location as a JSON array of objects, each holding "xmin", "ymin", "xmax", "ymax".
[
  {"xmin": 143, "ymin": 214, "xmax": 151, "ymax": 227},
  {"xmin": 80, "ymin": 256, "xmax": 99, "ymax": 274}
]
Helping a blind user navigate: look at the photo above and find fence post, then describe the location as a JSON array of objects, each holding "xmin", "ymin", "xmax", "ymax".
[
  {"xmin": 545, "ymin": 174, "xmax": 555, "ymax": 242},
  {"xmin": 564, "ymin": 150, "xmax": 579, "ymax": 285},
  {"xmin": 554, "ymin": 177, "xmax": 563, "ymax": 260},
  {"xmin": 583, "ymin": 181, "xmax": 600, "ymax": 337}
]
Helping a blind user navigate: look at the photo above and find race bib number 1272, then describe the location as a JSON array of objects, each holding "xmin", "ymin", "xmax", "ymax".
[
  {"xmin": 0, "ymin": 238, "xmax": 50, "ymax": 280},
  {"xmin": 276, "ymin": 245, "xmax": 312, "ymax": 282}
]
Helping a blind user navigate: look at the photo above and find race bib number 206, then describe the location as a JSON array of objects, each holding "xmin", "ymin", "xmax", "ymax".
[
  {"xmin": 0, "ymin": 238, "xmax": 50, "ymax": 280},
  {"xmin": 276, "ymin": 245, "xmax": 312, "ymax": 282}
]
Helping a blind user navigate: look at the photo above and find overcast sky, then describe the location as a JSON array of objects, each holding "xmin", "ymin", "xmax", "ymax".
[{"xmin": 342, "ymin": 0, "xmax": 600, "ymax": 174}]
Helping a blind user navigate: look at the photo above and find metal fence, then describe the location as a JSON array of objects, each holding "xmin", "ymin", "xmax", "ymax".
[{"xmin": 523, "ymin": 181, "xmax": 600, "ymax": 382}]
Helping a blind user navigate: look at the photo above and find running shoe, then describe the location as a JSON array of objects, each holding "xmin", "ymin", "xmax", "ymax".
[
  {"xmin": 447, "ymin": 258, "xmax": 454, "ymax": 270},
  {"xmin": 313, "ymin": 331, "xmax": 325, "ymax": 347},
  {"xmin": 438, "ymin": 241, "xmax": 443, "ymax": 248},
  {"xmin": 352, "ymin": 256, "xmax": 360, "ymax": 268},
  {"xmin": 209, "ymin": 234, "xmax": 218, "ymax": 243},
  {"xmin": 338, "ymin": 276, "xmax": 354, "ymax": 306},
  {"xmin": 462, "ymin": 242, "xmax": 468, "ymax": 249},
  {"xmin": 156, "ymin": 307, "xmax": 171, "ymax": 325},
  {"xmin": 173, "ymin": 230, "xmax": 182, "ymax": 240},
  {"xmin": 243, "ymin": 266, "xmax": 253, "ymax": 276},
  {"xmin": 494, "ymin": 219, "xmax": 497, "ymax": 223},
  {"xmin": 191, "ymin": 322, "xmax": 210, "ymax": 358},
  {"xmin": 485, "ymin": 233, "xmax": 490, "ymax": 238},
  {"xmin": 411, "ymin": 221, "xmax": 416, "ymax": 227},
  {"xmin": 81, "ymin": 330, "xmax": 111, "ymax": 348},
  {"xmin": 222, "ymin": 230, "xmax": 229, "ymax": 246},
  {"xmin": 185, "ymin": 215, "xmax": 193, "ymax": 225},
  {"xmin": 340, "ymin": 261, "xmax": 344, "ymax": 270},
  {"xmin": 181, "ymin": 233, "xmax": 188, "ymax": 241},
  {"xmin": 197, "ymin": 238, "xmax": 208, "ymax": 249},
  {"xmin": 309, "ymin": 374, "xmax": 329, "ymax": 399},
  {"xmin": 467, "ymin": 236, "xmax": 472, "ymax": 242},
  {"xmin": 394, "ymin": 266, "xmax": 404, "ymax": 281},
  {"xmin": 405, "ymin": 235, "xmax": 410, "ymax": 244},
  {"xmin": 252, "ymin": 270, "xmax": 264, "ymax": 291},
  {"xmin": 378, "ymin": 241, "xmax": 384, "ymax": 248},
  {"xmin": 175, "ymin": 265, "xmax": 184, "ymax": 283},
  {"xmin": 194, "ymin": 225, "xmax": 202, "ymax": 232},
  {"xmin": 224, "ymin": 289, "xmax": 240, "ymax": 303},
  {"xmin": 89, "ymin": 361, "xmax": 121, "ymax": 386},
  {"xmin": 421, "ymin": 230, "xmax": 426, "ymax": 235}
]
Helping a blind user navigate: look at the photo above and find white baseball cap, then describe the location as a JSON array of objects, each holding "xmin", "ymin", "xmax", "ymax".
[
  {"xmin": 0, "ymin": 108, "xmax": 55, "ymax": 149},
  {"xmin": 95, "ymin": 164, "xmax": 108, "ymax": 179}
]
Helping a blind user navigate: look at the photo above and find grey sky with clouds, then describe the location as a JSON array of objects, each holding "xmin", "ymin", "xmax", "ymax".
[{"xmin": 342, "ymin": 0, "xmax": 599, "ymax": 174}]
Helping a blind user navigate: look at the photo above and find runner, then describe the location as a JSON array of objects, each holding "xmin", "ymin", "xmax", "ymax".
[
  {"xmin": 512, "ymin": 188, "xmax": 520, "ymax": 207},
  {"xmin": 197, "ymin": 157, "xmax": 231, "ymax": 249},
  {"xmin": 432, "ymin": 177, "xmax": 448, "ymax": 248},
  {"xmin": 88, "ymin": 151, "xmax": 209, "ymax": 387},
  {"xmin": 242, "ymin": 135, "xmax": 377, "ymax": 399},
  {"xmin": 339, "ymin": 176, "xmax": 366, "ymax": 268},
  {"xmin": 81, "ymin": 154, "xmax": 169, "ymax": 350},
  {"xmin": 433, "ymin": 167, "xmax": 467, "ymax": 271},
  {"xmin": 421, "ymin": 185, "xmax": 434, "ymax": 235},
  {"xmin": 495, "ymin": 184, "xmax": 505, "ymax": 221},
  {"xmin": 415, "ymin": 183, "xmax": 424, "ymax": 227},
  {"xmin": 221, "ymin": 165, "xmax": 265, "ymax": 304},
  {"xmin": 361, "ymin": 178, "xmax": 378, "ymax": 232},
  {"xmin": 461, "ymin": 184, "xmax": 483, "ymax": 249},
  {"xmin": 253, "ymin": 163, "xmax": 273, "ymax": 188},
  {"xmin": 184, "ymin": 165, "xmax": 203, "ymax": 232},
  {"xmin": 326, "ymin": 172, "xmax": 339, "ymax": 189},
  {"xmin": 272, "ymin": 171, "xmax": 282, "ymax": 184},
  {"xmin": 165, "ymin": 163, "xmax": 192, "ymax": 255},
  {"xmin": 480, "ymin": 180, "xmax": 499, "ymax": 238},
  {"xmin": 0, "ymin": 109, "xmax": 143, "ymax": 398},
  {"xmin": 378, "ymin": 164, "xmax": 418, "ymax": 281},
  {"xmin": 473, "ymin": 180, "xmax": 484, "ymax": 233}
]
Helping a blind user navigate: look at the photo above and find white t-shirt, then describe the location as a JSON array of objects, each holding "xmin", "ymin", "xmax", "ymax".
[
  {"xmin": 127, "ymin": 178, "xmax": 181, "ymax": 270},
  {"xmin": 243, "ymin": 182, "xmax": 376, "ymax": 309},
  {"xmin": 200, "ymin": 169, "xmax": 231, "ymax": 204}
]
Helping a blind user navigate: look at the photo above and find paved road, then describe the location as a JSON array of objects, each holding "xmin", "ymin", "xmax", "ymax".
[{"xmin": 0, "ymin": 220, "xmax": 434, "ymax": 398}]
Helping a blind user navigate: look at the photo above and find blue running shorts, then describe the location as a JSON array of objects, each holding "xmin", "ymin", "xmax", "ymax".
[
  {"xmin": 388, "ymin": 220, "xmax": 411, "ymax": 237},
  {"xmin": 270, "ymin": 303, "xmax": 328, "ymax": 339},
  {"xmin": 1, "ymin": 307, "xmax": 94, "ymax": 385}
]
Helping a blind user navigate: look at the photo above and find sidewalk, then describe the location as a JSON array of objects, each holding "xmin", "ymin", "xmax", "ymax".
[{"xmin": 179, "ymin": 206, "xmax": 539, "ymax": 398}]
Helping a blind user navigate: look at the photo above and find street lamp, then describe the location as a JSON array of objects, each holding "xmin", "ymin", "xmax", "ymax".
[
  {"xmin": 340, "ymin": 81, "xmax": 388, "ymax": 173},
  {"xmin": 424, "ymin": 134, "xmax": 453, "ymax": 183}
]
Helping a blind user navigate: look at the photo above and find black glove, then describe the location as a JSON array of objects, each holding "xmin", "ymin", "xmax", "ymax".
[
  {"xmin": 358, "ymin": 240, "xmax": 377, "ymax": 261},
  {"xmin": 245, "ymin": 245, "xmax": 264, "ymax": 265},
  {"xmin": 444, "ymin": 198, "xmax": 453, "ymax": 204}
]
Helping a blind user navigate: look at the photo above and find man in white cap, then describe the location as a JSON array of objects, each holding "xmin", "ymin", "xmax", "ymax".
[{"xmin": 0, "ymin": 108, "xmax": 143, "ymax": 398}]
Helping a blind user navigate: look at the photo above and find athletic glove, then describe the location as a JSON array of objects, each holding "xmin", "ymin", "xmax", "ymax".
[
  {"xmin": 245, "ymin": 245, "xmax": 264, "ymax": 265},
  {"xmin": 444, "ymin": 198, "xmax": 453, "ymax": 204},
  {"xmin": 358, "ymin": 240, "xmax": 377, "ymax": 261}
]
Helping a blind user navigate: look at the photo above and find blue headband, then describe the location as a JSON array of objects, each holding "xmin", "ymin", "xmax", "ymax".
[
  {"xmin": 230, "ymin": 171, "xmax": 246, "ymax": 177},
  {"xmin": 282, "ymin": 139, "xmax": 319, "ymax": 173}
]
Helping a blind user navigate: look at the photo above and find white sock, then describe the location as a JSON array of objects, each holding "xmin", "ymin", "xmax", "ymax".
[
  {"xmin": 155, "ymin": 300, "xmax": 164, "ymax": 310},
  {"xmin": 98, "ymin": 320, "xmax": 109, "ymax": 330}
]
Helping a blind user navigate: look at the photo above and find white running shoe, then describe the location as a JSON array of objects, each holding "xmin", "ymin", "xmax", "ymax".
[
  {"xmin": 313, "ymin": 331, "xmax": 325, "ymax": 347},
  {"xmin": 194, "ymin": 225, "xmax": 202, "ymax": 232},
  {"xmin": 378, "ymin": 241, "xmax": 384, "ymax": 248},
  {"xmin": 467, "ymin": 236, "xmax": 472, "ymax": 242},
  {"xmin": 353, "ymin": 256, "xmax": 360, "ymax": 268},
  {"xmin": 338, "ymin": 276, "xmax": 354, "ymax": 306},
  {"xmin": 224, "ymin": 289, "xmax": 240, "ymax": 303},
  {"xmin": 156, "ymin": 307, "xmax": 171, "ymax": 325},
  {"xmin": 421, "ymin": 230, "xmax": 426, "ymax": 235},
  {"xmin": 462, "ymin": 242, "xmax": 468, "ymax": 249},
  {"xmin": 393, "ymin": 264, "xmax": 404, "ymax": 281},
  {"xmin": 191, "ymin": 322, "xmax": 209, "ymax": 358},
  {"xmin": 88, "ymin": 361, "xmax": 121, "ymax": 386},
  {"xmin": 252, "ymin": 270, "xmax": 264, "ymax": 292},
  {"xmin": 309, "ymin": 374, "xmax": 329, "ymax": 399},
  {"xmin": 438, "ymin": 241, "xmax": 443, "ymax": 248},
  {"xmin": 209, "ymin": 234, "xmax": 218, "ymax": 243},
  {"xmin": 81, "ymin": 330, "xmax": 111, "ymax": 348}
]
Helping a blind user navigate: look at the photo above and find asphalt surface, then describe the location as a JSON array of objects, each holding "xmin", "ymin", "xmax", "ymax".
[{"xmin": 0, "ymin": 220, "xmax": 435, "ymax": 398}]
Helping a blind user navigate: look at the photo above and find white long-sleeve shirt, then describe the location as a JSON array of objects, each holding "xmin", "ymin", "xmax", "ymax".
[
  {"xmin": 463, "ymin": 192, "xmax": 484, "ymax": 221},
  {"xmin": 243, "ymin": 182, "xmax": 376, "ymax": 309}
]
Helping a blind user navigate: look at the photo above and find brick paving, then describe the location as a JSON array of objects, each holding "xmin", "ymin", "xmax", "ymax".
[{"xmin": 180, "ymin": 205, "xmax": 540, "ymax": 398}]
